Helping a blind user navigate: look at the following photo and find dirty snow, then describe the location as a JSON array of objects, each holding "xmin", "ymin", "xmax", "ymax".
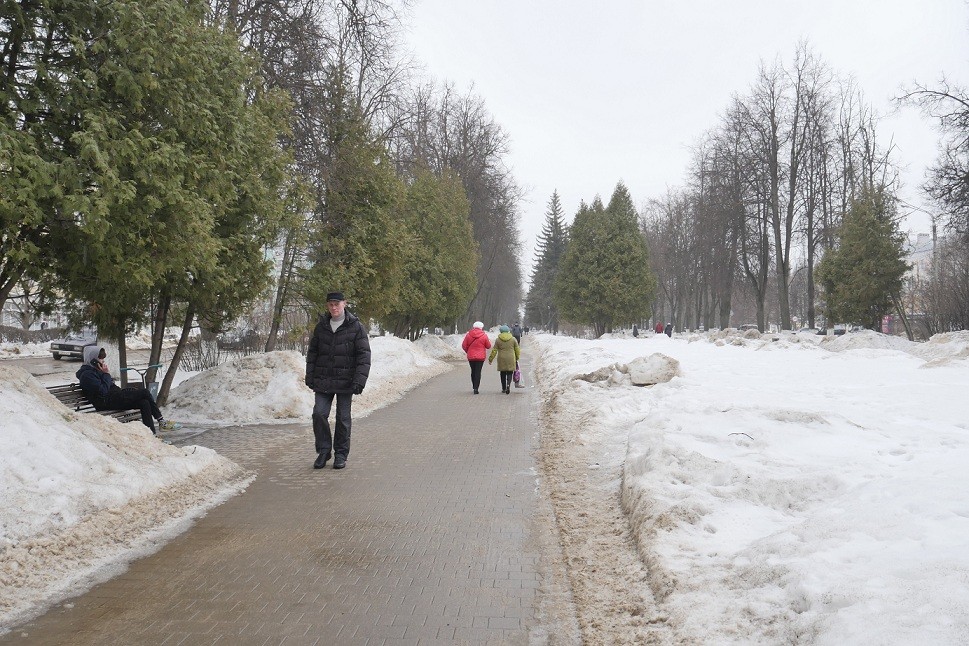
[
  {"xmin": 0, "ymin": 364, "xmax": 246, "ymax": 632},
  {"xmin": 5, "ymin": 324, "xmax": 969, "ymax": 643},
  {"xmin": 534, "ymin": 329, "xmax": 969, "ymax": 644}
]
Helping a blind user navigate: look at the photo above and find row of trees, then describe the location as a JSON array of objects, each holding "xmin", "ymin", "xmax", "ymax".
[
  {"xmin": 3, "ymin": 0, "xmax": 524, "ymax": 400},
  {"xmin": 643, "ymin": 43, "xmax": 914, "ymax": 334},
  {"xmin": 217, "ymin": 0, "xmax": 523, "ymax": 347},
  {"xmin": 527, "ymin": 43, "xmax": 957, "ymax": 339},
  {"xmin": 525, "ymin": 184, "xmax": 656, "ymax": 337}
]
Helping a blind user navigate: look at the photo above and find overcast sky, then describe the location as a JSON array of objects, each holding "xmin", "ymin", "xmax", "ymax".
[{"xmin": 402, "ymin": 0, "xmax": 969, "ymax": 269}]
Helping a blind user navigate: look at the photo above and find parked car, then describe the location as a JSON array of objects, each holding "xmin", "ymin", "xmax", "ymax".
[
  {"xmin": 49, "ymin": 329, "xmax": 97, "ymax": 361},
  {"xmin": 739, "ymin": 323, "xmax": 759, "ymax": 331}
]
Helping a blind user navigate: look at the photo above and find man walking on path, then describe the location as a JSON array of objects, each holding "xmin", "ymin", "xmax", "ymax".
[{"xmin": 305, "ymin": 291, "xmax": 371, "ymax": 469}]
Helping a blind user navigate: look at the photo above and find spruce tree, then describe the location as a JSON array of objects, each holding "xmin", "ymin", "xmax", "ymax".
[
  {"xmin": 554, "ymin": 183, "xmax": 656, "ymax": 336},
  {"xmin": 524, "ymin": 191, "xmax": 569, "ymax": 333},
  {"xmin": 816, "ymin": 190, "xmax": 910, "ymax": 329}
]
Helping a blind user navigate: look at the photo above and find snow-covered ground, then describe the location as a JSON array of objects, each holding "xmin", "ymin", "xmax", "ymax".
[
  {"xmin": 5, "ymin": 326, "xmax": 969, "ymax": 643},
  {"xmin": 0, "ymin": 331, "xmax": 171, "ymax": 360},
  {"xmin": 534, "ymin": 329, "xmax": 969, "ymax": 644},
  {"xmin": 0, "ymin": 335, "xmax": 452, "ymax": 633}
]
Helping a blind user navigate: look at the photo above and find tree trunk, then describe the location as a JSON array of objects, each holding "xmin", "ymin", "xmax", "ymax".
[{"xmin": 157, "ymin": 305, "xmax": 195, "ymax": 407}]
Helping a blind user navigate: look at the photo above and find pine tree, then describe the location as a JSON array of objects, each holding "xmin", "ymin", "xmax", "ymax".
[
  {"xmin": 816, "ymin": 190, "xmax": 911, "ymax": 329},
  {"xmin": 554, "ymin": 183, "xmax": 656, "ymax": 336},
  {"xmin": 524, "ymin": 191, "xmax": 569, "ymax": 333}
]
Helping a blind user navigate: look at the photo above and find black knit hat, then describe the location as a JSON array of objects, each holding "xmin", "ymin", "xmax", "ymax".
[{"xmin": 326, "ymin": 291, "xmax": 345, "ymax": 302}]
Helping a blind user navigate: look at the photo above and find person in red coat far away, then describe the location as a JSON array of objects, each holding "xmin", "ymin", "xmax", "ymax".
[
  {"xmin": 461, "ymin": 321, "xmax": 492, "ymax": 394},
  {"xmin": 654, "ymin": 321, "xmax": 664, "ymax": 334}
]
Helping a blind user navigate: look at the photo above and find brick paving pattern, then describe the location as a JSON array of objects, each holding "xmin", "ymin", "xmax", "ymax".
[{"xmin": 2, "ymin": 355, "xmax": 566, "ymax": 645}]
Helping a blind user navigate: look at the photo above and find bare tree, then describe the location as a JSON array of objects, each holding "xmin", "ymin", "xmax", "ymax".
[
  {"xmin": 643, "ymin": 190, "xmax": 699, "ymax": 331},
  {"xmin": 391, "ymin": 82, "xmax": 524, "ymax": 328}
]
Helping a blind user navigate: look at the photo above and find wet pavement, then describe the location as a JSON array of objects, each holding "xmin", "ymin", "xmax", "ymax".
[{"xmin": 2, "ymin": 356, "xmax": 574, "ymax": 645}]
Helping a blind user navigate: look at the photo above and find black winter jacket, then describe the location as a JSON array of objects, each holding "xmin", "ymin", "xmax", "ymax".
[
  {"xmin": 76, "ymin": 363, "xmax": 120, "ymax": 410},
  {"xmin": 305, "ymin": 311, "xmax": 371, "ymax": 394}
]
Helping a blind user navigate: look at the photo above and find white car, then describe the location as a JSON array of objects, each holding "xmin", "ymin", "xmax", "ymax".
[{"xmin": 50, "ymin": 330, "xmax": 97, "ymax": 361}]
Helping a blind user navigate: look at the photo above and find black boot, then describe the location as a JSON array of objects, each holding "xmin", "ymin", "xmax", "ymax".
[{"xmin": 313, "ymin": 453, "xmax": 329, "ymax": 469}]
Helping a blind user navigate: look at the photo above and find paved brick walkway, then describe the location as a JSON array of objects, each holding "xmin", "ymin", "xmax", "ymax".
[{"xmin": 2, "ymin": 355, "xmax": 575, "ymax": 645}]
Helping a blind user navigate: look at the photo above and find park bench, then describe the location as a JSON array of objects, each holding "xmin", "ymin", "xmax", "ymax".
[{"xmin": 45, "ymin": 383, "xmax": 142, "ymax": 424}]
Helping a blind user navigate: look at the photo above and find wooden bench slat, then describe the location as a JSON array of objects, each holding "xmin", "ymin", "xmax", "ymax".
[{"xmin": 45, "ymin": 383, "xmax": 142, "ymax": 424}]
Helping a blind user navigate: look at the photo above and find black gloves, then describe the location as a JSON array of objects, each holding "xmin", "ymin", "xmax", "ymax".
[{"xmin": 352, "ymin": 383, "xmax": 364, "ymax": 395}]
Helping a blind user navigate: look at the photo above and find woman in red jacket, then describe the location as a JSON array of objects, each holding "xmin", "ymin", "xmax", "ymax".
[{"xmin": 461, "ymin": 321, "xmax": 492, "ymax": 394}]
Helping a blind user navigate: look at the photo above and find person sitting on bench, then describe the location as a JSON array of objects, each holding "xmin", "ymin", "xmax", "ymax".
[{"xmin": 76, "ymin": 346, "xmax": 172, "ymax": 434}]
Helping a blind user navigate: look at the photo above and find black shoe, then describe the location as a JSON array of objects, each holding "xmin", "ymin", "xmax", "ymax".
[
  {"xmin": 313, "ymin": 453, "xmax": 329, "ymax": 469},
  {"xmin": 333, "ymin": 456, "xmax": 346, "ymax": 469},
  {"xmin": 473, "ymin": 389, "xmax": 479, "ymax": 394},
  {"xmin": 505, "ymin": 388, "xmax": 510, "ymax": 394}
]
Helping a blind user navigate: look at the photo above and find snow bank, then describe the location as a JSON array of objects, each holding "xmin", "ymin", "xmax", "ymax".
[
  {"xmin": 0, "ymin": 342, "xmax": 50, "ymax": 359},
  {"xmin": 0, "ymin": 364, "xmax": 246, "ymax": 632},
  {"xmin": 534, "ymin": 332, "xmax": 969, "ymax": 644},
  {"xmin": 162, "ymin": 336, "xmax": 451, "ymax": 426},
  {"xmin": 414, "ymin": 333, "xmax": 466, "ymax": 361}
]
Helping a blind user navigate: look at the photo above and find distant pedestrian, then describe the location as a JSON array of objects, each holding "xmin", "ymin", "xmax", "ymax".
[
  {"xmin": 40, "ymin": 319, "xmax": 48, "ymax": 330},
  {"xmin": 461, "ymin": 321, "xmax": 492, "ymax": 394},
  {"xmin": 305, "ymin": 292, "xmax": 371, "ymax": 470},
  {"xmin": 632, "ymin": 324, "xmax": 639, "ymax": 338},
  {"xmin": 488, "ymin": 325, "xmax": 520, "ymax": 394},
  {"xmin": 511, "ymin": 322, "xmax": 523, "ymax": 345},
  {"xmin": 654, "ymin": 321, "xmax": 664, "ymax": 334},
  {"xmin": 664, "ymin": 322, "xmax": 673, "ymax": 337}
]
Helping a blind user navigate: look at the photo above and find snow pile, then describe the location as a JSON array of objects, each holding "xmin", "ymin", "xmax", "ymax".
[
  {"xmin": 819, "ymin": 329, "xmax": 918, "ymax": 354},
  {"xmin": 163, "ymin": 336, "xmax": 451, "ymax": 426},
  {"xmin": 414, "ymin": 333, "xmax": 466, "ymax": 361},
  {"xmin": 910, "ymin": 330, "xmax": 969, "ymax": 365},
  {"xmin": 0, "ymin": 364, "xmax": 246, "ymax": 631},
  {"xmin": 0, "ymin": 342, "xmax": 50, "ymax": 359},
  {"xmin": 534, "ymin": 332, "xmax": 969, "ymax": 644}
]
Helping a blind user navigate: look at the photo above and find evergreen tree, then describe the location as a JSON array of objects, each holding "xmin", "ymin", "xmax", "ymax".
[
  {"xmin": 303, "ymin": 86, "xmax": 405, "ymax": 322},
  {"xmin": 816, "ymin": 190, "xmax": 910, "ymax": 329},
  {"xmin": 1, "ymin": 0, "xmax": 104, "ymax": 311},
  {"xmin": 555, "ymin": 183, "xmax": 656, "ymax": 336},
  {"xmin": 379, "ymin": 168, "xmax": 478, "ymax": 339},
  {"xmin": 524, "ymin": 191, "xmax": 569, "ymax": 333},
  {"xmin": 36, "ymin": 0, "xmax": 291, "ymax": 357}
]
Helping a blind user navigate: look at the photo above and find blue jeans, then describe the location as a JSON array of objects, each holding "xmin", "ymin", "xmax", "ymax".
[{"xmin": 312, "ymin": 392, "xmax": 353, "ymax": 458}]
